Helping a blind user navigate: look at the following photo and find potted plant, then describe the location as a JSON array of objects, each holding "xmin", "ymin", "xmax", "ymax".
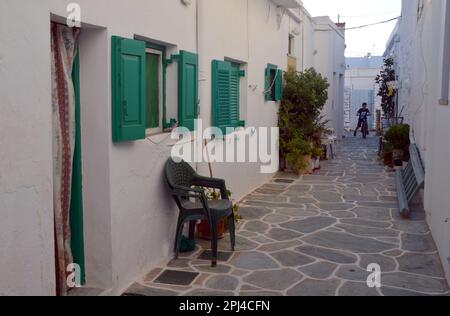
[
  {"xmin": 311, "ymin": 146, "xmax": 324, "ymax": 170},
  {"xmin": 279, "ymin": 69, "xmax": 329, "ymax": 175},
  {"xmin": 384, "ymin": 124, "xmax": 410, "ymax": 167},
  {"xmin": 284, "ymin": 136, "xmax": 313, "ymax": 174},
  {"xmin": 197, "ymin": 189, "xmax": 242, "ymax": 240},
  {"xmin": 381, "ymin": 141, "xmax": 394, "ymax": 168}
]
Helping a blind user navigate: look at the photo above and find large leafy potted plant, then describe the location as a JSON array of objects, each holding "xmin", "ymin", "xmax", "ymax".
[
  {"xmin": 279, "ymin": 68, "xmax": 329, "ymax": 174},
  {"xmin": 384, "ymin": 124, "xmax": 410, "ymax": 167}
]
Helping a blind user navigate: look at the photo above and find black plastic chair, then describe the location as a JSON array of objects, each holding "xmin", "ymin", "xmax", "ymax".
[{"xmin": 164, "ymin": 159, "xmax": 235, "ymax": 267}]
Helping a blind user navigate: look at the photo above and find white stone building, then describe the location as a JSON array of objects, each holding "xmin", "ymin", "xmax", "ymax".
[
  {"xmin": 0, "ymin": 0, "xmax": 345, "ymax": 295},
  {"xmin": 312, "ymin": 17, "xmax": 347, "ymax": 139},
  {"xmin": 384, "ymin": 0, "xmax": 450, "ymax": 285}
]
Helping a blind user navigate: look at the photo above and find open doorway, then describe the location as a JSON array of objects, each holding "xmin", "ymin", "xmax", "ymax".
[{"xmin": 50, "ymin": 22, "xmax": 85, "ymax": 296}]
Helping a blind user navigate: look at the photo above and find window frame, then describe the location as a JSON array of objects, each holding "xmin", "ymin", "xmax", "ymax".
[
  {"xmin": 265, "ymin": 64, "xmax": 282, "ymax": 102},
  {"xmin": 288, "ymin": 34, "xmax": 295, "ymax": 57},
  {"xmin": 145, "ymin": 48, "xmax": 164, "ymax": 136}
]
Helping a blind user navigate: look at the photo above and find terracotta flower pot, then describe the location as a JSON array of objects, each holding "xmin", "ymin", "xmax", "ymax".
[{"xmin": 197, "ymin": 220, "xmax": 226, "ymax": 240}]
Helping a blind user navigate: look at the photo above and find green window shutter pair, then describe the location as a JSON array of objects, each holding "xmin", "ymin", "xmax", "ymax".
[
  {"xmin": 112, "ymin": 36, "xmax": 199, "ymax": 142},
  {"xmin": 212, "ymin": 60, "xmax": 243, "ymax": 134},
  {"xmin": 265, "ymin": 64, "xmax": 283, "ymax": 102}
]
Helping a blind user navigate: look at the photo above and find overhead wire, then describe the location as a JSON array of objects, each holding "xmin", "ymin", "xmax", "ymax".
[
  {"xmin": 345, "ymin": 16, "xmax": 401, "ymax": 30},
  {"xmin": 339, "ymin": 11, "xmax": 401, "ymax": 18}
]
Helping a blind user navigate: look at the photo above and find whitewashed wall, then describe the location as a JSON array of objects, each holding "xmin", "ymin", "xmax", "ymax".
[
  {"xmin": 393, "ymin": 0, "xmax": 450, "ymax": 284},
  {"xmin": 196, "ymin": 0, "xmax": 305, "ymax": 199},
  {"xmin": 0, "ymin": 0, "xmax": 197, "ymax": 296},
  {"xmin": 300, "ymin": 9, "xmax": 317, "ymax": 70},
  {"xmin": 0, "ymin": 0, "xmax": 327, "ymax": 296},
  {"xmin": 313, "ymin": 16, "xmax": 346, "ymax": 139},
  {"xmin": 0, "ymin": 0, "xmax": 56, "ymax": 296}
]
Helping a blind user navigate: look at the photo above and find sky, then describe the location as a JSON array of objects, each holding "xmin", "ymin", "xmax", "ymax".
[{"xmin": 302, "ymin": 0, "xmax": 402, "ymax": 57}]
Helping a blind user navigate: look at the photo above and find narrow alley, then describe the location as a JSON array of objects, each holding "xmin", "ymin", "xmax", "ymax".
[{"xmin": 124, "ymin": 136, "xmax": 449, "ymax": 296}]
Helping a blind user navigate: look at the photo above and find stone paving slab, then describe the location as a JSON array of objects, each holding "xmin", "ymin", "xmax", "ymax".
[{"xmin": 124, "ymin": 136, "xmax": 450, "ymax": 297}]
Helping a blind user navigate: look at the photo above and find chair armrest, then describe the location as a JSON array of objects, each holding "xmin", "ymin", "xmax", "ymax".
[{"xmin": 192, "ymin": 175, "xmax": 229, "ymax": 200}]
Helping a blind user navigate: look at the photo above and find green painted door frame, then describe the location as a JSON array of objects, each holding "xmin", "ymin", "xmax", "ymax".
[{"xmin": 70, "ymin": 48, "xmax": 86, "ymax": 285}]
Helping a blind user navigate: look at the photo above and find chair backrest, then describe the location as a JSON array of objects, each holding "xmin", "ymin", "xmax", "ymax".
[{"xmin": 164, "ymin": 159, "xmax": 197, "ymax": 191}]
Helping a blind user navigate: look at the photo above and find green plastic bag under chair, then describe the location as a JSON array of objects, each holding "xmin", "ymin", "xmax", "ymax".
[{"xmin": 180, "ymin": 236, "xmax": 196, "ymax": 253}]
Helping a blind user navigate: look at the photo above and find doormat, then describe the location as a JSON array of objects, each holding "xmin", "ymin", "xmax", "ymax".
[
  {"xmin": 154, "ymin": 270, "xmax": 199, "ymax": 286},
  {"xmin": 273, "ymin": 179, "xmax": 295, "ymax": 184}
]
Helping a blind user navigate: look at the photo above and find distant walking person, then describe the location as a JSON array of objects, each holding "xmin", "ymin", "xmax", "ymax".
[{"xmin": 354, "ymin": 103, "xmax": 371, "ymax": 137}]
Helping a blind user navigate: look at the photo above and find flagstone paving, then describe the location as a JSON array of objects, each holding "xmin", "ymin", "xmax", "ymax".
[{"xmin": 124, "ymin": 136, "xmax": 450, "ymax": 296}]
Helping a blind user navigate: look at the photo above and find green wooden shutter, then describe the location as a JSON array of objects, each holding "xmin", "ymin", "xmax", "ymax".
[
  {"xmin": 275, "ymin": 69, "xmax": 283, "ymax": 101},
  {"xmin": 112, "ymin": 36, "xmax": 146, "ymax": 142},
  {"xmin": 212, "ymin": 60, "xmax": 232, "ymax": 134},
  {"xmin": 179, "ymin": 50, "xmax": 199, "ymax": 131},
  {"xmin": 230, "ymin": 63, "xmax": 241, "ymax": 128},
  {"xmin": 265, "ymin": 66, "xmax": 271, "ymax": 101}
]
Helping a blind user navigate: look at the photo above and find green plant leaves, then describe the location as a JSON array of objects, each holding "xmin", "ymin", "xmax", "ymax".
[{"xmin": 279, "ymin": 68, "xmax": 329, "ymax": 174}]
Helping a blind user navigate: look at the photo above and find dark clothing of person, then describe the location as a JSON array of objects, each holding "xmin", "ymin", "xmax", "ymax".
[{"xmin": 357, "ymin": 108, "xmax": 370, "ymax": 128}]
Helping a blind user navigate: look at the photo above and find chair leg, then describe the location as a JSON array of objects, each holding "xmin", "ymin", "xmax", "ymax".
[
  {"xmin": 174, "ymin": 218, "xmax": 185, "ymax": 260},
  {"xmin": 229, "ymin": 213, "xmax": 236, "ymax": 251},
  {"xmin": 210, "ymin": 220, "xmax": 218, "ymax": 267}
]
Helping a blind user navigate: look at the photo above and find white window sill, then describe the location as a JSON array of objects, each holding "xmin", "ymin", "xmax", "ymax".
[{"xmin": 145, "ymin": 132, "xmax": 173, "ymax": 146}]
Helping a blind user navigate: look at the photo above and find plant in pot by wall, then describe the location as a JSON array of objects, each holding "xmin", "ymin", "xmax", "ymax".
[
  {"xmin": 284, "ymin": 136, "xmax": 313, "ymax": 174},
  {"xmin": 381, "ymin": 141, "xmax": 394, "ymax": 168},
  {"xmin": 197, "ymin": 189, "xmax": 242, "ymax": 240},
  {"xmin": 311, "ymin": 146, "xmax": 324, "ymax": 170},
  {"xmin": 279, "ymin": 68, "xmax": 329, "ymax": 174},
  {"xmin": 384, "ymin": 124, "xmax": 410, "ymax": 167}
]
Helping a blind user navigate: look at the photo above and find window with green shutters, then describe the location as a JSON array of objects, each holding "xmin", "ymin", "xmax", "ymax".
[
  {"xmin": 265, "ymin": 64, "xmax": 283, "ymax": 102},
  {"xmin": 112, "ymin": 35, "xmax": 200, "ymax": 140},
  {"xmin": 112, "ymin": 36, "xmax": 147, "ymax": 142},
  {"xmin": 212, "ymin": 60, "xmax": 245, "ymax": 134}
]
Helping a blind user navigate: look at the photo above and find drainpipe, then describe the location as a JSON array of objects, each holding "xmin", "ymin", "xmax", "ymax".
[
  {"xmin": 196, "ymin": 0, "xmax": 206, "ymax": 173},
  {"xmin": 196, "ymin": 0, "xmax": 200, "ymax": 54},
  {"xmin": 300, "ymin": 8, "xmax": 305, "ymax": 71}
]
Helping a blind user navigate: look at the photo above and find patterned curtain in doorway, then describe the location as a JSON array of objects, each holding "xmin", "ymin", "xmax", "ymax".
[{"xmin": 50, "ymin": 22, "xmax": 80, "ymax": 296}]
